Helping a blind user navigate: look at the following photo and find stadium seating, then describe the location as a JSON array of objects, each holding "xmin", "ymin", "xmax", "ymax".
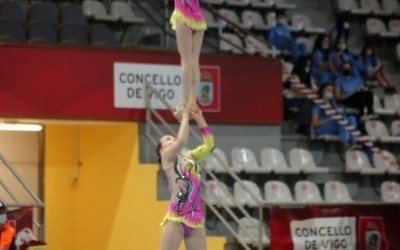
[
  {"xmin": 345, "ymin": 150, "xmax": 385, "ymax": 174},
  {"xmin": 260, "ymin": 148, "xmax": 300, "ymax": 174},
  {"xmin": 241, "ymin": 10, "xmax": 269, "ymax": 30},
  {"xmin": 381, "ymin": 181, "xmax": 400, "ymax": 202},
  {"xmin": 82, "ymin": 0, "xmax": 117, "ymax": 21},
  {"xmin": 58, "ymin": 23, "xmax": 89, "ymax": 46},
  {"xmin": 218, "ymin": 8, "xmax": 247, "ymax": 29},
  {"xmin": 373, "ymin": 150, "xmax": 400, "ymax": 174},
  {"xmin": 234, "ymin": 180, "xmax": 265, "ymax": 207},
  {"xmin": 264, "ymin": 180, "xmax": 294, "ymax": 203},
  {"xmin": 205, "ymin": 180, "xmax": 235, "ymax": 206},
  {"xmin": 27, "ymin": 21, "xmax": 57, "ymax": 45},
  {"xmin": 384, "ymin": 94, "xmax": 400, "ymax": 113},
  {"xmin": 373, "ymin": 95, "xmax": 395, "ymax": 115},
  {"xmin": 0, "ymin": 19, "xmax": 25, "ymax": 43},
  {"xmin": 365, "ymin": 120, "xmax": 400, "ymax": 143},
  {"xmin": 219, "ymin": 33, "xmax": 245, "ymax": 54},
  {"xmin": 245, "ymin": 35, "xmax": 279, "ymax": 57},
  {"xmin": 324, "ymin": 181, "xmax": 353, "ymax": 203},
  {"xmin": 289, "ymin": 148, "xmax": 330, "ymax": 173},
  {"xmin": 203, "ymin": 9, "xmax": 220, "ymax": 29},
  {"xmin": 294, "ymin": 180, "xmax": 324, "ymax": 203},
  {"xmin": 237, "ymin": 217, "xmax": 270, "ymax": 246},
  {"xmin": 382, "ymin": 0, "xmax": 400, "ymax": 14},
  {"xmin": 226, "ymin": 0, "xmax": 250, "ymax": 7},
  {"xmin": 391, "ymin": 120, "xmax": 400, "ymax": 137},
  {"xmin": 249, "ymin": 0, "xmax": 274, "ymax": 8},
  {"xmin": 110, "ymin": 1, "xmax": 146, "ymax": 24},
  {"xmin": 89, "ymin": 24, "xmax": 118, "ymax": 48},
  {"xmin": 232, "ymin": 147, "xmax": 270, "ymax": 173},
  {"xmin": 0, "ymin": 1, "xmax": 25, "ymax": 24},
  {"xmin": 27, "ymin": 2, "xmax": 58, "ymax": 27},
  {"xmin": 59, "ymin": 4, "xmax": 88, "ymax": 27},
  {"xmin": 204, "ymin": 147, "xmax": 232, "ymax": 173}
]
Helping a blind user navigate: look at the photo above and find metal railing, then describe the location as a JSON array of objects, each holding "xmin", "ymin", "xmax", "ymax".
[
  {"xmin": 0, "ymin": 151, "xmax": 45, "ymax": 240},
  {"xmin": 144, "ymin": 83, "xmax": 266, "ymax": 250}
]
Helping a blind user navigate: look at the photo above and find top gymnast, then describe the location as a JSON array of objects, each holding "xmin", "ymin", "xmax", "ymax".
[
  {"xmin": 157, "ymin": 105, "xmax": 214, "ymax": 250},
  {"xmin": 170, "ymin": 0, "xmax": 207, "ymax": 114}
]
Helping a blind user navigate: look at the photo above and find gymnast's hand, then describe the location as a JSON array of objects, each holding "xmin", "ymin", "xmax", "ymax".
[{"xmin": 173, "ymin": 102, "xmax": 186, "ymax": 122}]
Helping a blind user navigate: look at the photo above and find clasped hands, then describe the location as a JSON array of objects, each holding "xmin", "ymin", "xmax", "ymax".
[{"xmin": 173, "ymin": 102, "xmax": 201, "ymax": 122}]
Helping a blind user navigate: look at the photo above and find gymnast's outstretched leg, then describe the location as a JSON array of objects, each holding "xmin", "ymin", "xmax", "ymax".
[
  {"xmin": 189, "ymin": 30, "xmax": 205, "ymax": 108},
  {"xmin": 175, "ymin": 23, "xmax": 194, "ymax": 107}
]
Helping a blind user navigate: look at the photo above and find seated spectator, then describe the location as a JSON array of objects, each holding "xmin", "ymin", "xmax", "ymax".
[
  {"xmin": 283, "ymin": 56, "xmax": 315, "ymax": 135},
  {"xmin": 329, "ymin": 17, "xmax": 350, "ymax": 51},
  {"xmin": 311, "ymin": 34, "xmax": 333, "ymax": 86},
  {"xmin": 267, "ymin": 10, "xmax": 307, "ymax": 62},
  {"xmin": 329, "ymin": 36, "xmax": 359, "ymax": 79},
  {"xmin": 334, "ymin": 62, "xmax": 375, "ymax": 120},
  {"xmin": 357, "ymin": 43, "xmax": 396, "ymax": 93},
  {"xmin": 311, "ymin": 83, "xmax": 358, "ymax": 148}
]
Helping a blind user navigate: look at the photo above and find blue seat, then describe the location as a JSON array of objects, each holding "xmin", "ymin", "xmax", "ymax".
[
  {"xmin": 28, "ymin": 2, "xmax": 58, "ymax": 27},
  {"xmin": 27, "ymin": 21, "xmax": 58, "ymax": 45},
  {"xmin": 59, "ymin": 4, "xmax": 88, "ymax": 27},
  {"xmin": 59, "ymin": 23, "xmax": 88, "ymax": 46},
  {"xmin": 0, "ymin": 19, "xmax": 26, "ymax": 43},
  {"xmin": 0, "ymin": 2, "xmax": 25, "ymax": 24},
  {"xmin": 89, "ymin": 24, "xmax": 118, "ymax": 48}
]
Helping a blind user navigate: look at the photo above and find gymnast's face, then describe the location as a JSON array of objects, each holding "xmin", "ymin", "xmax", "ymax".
[{"xmin": 160, "ymin": 135, "xmax": 176, "ymax": 151}]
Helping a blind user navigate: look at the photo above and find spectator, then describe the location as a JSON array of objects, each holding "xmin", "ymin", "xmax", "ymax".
[
  {"xmin": 358, "ymin": 43, "xmax": 396, "ymax": 93},
  {"xmin": 0, "ymin": 201, "xmax": 16, "ymax": 250},
  {"xmin": 329, "ymin": 17, "xmax": 350, "ymax": 50},
  {"xmin": 334, "ymin": 62, "xmax": 375, "ymax": 120},
  {"xmin": 311, "ymin": 34, "xmax": 333, "ymax": 86},
  {"xmin": 283, "ymin": 56, "xmax": 314, "ymax": 135},
  {"xmin": 268, "ymin": 10, "xmax": 307, "ymax": 62},
  {"xmin": 311, "ymin": 83, "xmax": 358, "ymax": 148},
  {"xmin": 329, "ymin": 36, "xmax": 359, "ymax": 79}
]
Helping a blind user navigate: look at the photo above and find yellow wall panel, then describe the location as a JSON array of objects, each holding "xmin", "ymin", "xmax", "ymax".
[{"xmin": 45, "ymin": 123, "xmax": 225, "ymax": 250}]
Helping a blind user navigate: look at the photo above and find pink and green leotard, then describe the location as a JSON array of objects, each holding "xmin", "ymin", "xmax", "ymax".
[
  {"xmin": 170, "ymin": 0, "xmax": 207, "ymax": 31},
  {"xmin": 161, "ymin": 127, "xmax": 214, "ymax": 231}
]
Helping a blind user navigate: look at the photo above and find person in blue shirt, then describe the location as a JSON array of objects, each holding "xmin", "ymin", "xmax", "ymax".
[
  {"xmin": 358, "ymin": 43, "xmax": 396, "ymax": 93},
  {"xmin": 329, "ymin": 17, "xmax": 350, "ymax": 51},
  {"xmin": 334, "ymin": 61, "xmax": 374, "ymax": 119},
  {"xmin": 267, "ymin": 10, "xmax": 307, "ymax": 62},
  {"xmin": 329, "ymin": 37, "xmax": 359, "ymax": 80},
  {"xmin": 311, "ymin": 34, "xmax": 333, "ymax": 86},
  {"xmin": 311, "ymin": 83, "xmax": 358, "ymax": 147}
]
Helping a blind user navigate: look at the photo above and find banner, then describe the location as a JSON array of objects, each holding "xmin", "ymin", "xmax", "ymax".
[
  {"xmin": 290, "ymin": 217, "xmax": 356, "ymax": 250},
  {"xmin": 270, "ymin": 205, "xmax": 400, "ymax": 250},
  {"xmin": 114, "ymin": 63, "xmax": 220, "ymax": 112},
  {"xmin": 7, "ymin": 206, "xmax": 33, "ymax": 234},
  {"xmin": 114, "ymin": 62, "xmax": 183, "ymax": 109},
  {"xmin": 0, "ymin": 45, "xmax": 281, "ymax": 124}
]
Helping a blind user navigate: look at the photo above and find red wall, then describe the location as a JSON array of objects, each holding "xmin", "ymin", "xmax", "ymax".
[{"xmin": 0, "ymin": 45, "xmax": 282, "ymax": 124}]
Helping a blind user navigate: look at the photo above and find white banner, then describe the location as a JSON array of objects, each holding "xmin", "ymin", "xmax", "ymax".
[
  {"xmin": 290, "ymin": 217, "xmax": 356, "ymax": 250},
  {"xmin": 114, "ymin": 62, "xmax": 182, "ymax": 109}
]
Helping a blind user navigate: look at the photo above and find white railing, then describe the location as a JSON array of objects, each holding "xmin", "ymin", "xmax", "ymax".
[{"xmin": 0, "ymin": 151, "xmax": 45, "ymax": 240}]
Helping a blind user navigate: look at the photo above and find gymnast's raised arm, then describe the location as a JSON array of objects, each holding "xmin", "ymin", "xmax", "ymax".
[{"xmin": 190, "ymin": 109, "xmax": 215, "ymax": 163}]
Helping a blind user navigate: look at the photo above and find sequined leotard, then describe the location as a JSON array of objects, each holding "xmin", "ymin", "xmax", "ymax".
[
  {"xmin": 161, "ymin": 127, "xmax": 214, "ymax": 231},
  {"xmin": 170, "ymin": 0, "xmax": 207, "ymax": 31}
]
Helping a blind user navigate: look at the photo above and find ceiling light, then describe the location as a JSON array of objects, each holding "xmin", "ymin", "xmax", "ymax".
[{"xmin": 0, "ymin": 124, "xmax": 43, "ymax": 131}]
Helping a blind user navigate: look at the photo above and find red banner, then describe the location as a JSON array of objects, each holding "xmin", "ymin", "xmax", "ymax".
[
  {"xmin": 270, "ymin": 205, "xmax": 400, "ymax": 250},
  {"xmin": 0, "ymin": 45, "xmax": 282, "ymax": 124},
  {"xmin": 7, "ymin": 206, "xmax": 33, "ymax": 234}
]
